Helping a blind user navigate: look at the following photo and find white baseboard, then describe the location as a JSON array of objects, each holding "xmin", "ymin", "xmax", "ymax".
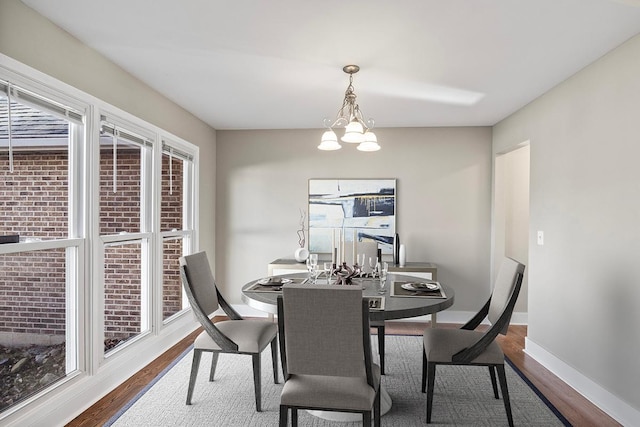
[{"xmin": 525, "ymin": 337, "xmax": 640, "ymax": 426}]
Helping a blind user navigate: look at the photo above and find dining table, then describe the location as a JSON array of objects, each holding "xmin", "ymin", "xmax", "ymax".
[
  {"xmin": 241, "ymin": 271, "xmax": 455, "ymax": 421},
  {"xmin": 242, "ymin": 273, "xmax": 454, "ymax": 320}
]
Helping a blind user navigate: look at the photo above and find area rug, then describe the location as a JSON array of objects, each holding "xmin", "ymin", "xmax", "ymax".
[{"xmin": 105, "ymin": 335, "xmax": 569, "ymax": 426}]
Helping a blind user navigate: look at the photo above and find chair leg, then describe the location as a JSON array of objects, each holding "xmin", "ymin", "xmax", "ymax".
[
  {"xmin": 209, "ymin": 352, "xmax": 219, "ymax": 381},
  {"xmin": 496, "ymin": 364, "xmax": 514, "ymax": 427},
  {"xmin": 279, "ymin": 405, "xmax": 288, "ymax": 426},
  {"xmin": 363, "ymin": 411, "xmax": 371, "ymax": 425},
  {"xmin": 488, "ymin": 365, "xmax": 499, "ymax": 398},
  {"xmin": 291, "ymin": 408, "xmax": 298, "ymax": 426},
  {"xmin": 376, "ymin": 324, "xmax": 385, "ymax": 375},
  {"xmin": 271, "ymin": 336, "xmax": 279, "ymax": 384},
  {"xmin": 421, "ymin": 350, "xmax": 427, "ymax": 393},
  {"xmin": 252, "ymin": 353, "xmax": 262, "ymax": 412},
  {"xmin": 374, "ymin": 385, "xmax": 381, "ymax": 427},
  {"xmin": 186, "ymin": 349, "xmax": 202, "ymax": 405},
  {"xmin": 426, "ymin": 362, "xmax": 436, "ymax": 423}
]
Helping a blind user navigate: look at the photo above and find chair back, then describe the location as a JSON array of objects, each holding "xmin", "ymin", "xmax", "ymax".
[
  {"xmin": 488, "ymin": 257, "xmax": 525, "ymax": 334},
  {"xmin": 180, "ymin": 251, "xmax": 243, "ymax": 353},
  {"xmin": 179, "ymin": 251, "xmax": 220, "ymax": 317},
  {"xmin": 279, "ymin": 284, "xmax": 370, "ymax": 378}
]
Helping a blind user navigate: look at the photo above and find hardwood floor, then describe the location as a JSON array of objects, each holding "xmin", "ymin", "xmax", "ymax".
[
  {"xmin": 389, "ymin": 323, "xmax": 621, "ymax": 427},
  {"xmin": 67, "ymin": 321, "xmax": 620, "ymax": 427}
]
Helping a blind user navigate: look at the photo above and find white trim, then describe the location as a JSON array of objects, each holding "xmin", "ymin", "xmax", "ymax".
[
  {"xmin": 0, "ymin": 237, "xmax": 84, "ymax": 254},
  {"xmin": 0, "ymin": 63, "xmax": 89, "ymax": 121},
  {"xmin": 525, "ymin": 337, "xmax": 640, "ymax": 426}
]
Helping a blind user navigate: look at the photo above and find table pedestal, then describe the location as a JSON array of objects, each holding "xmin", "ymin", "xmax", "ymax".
[{"xmin": 307, "ymin": 386, "xmax": 392, "ymax": 421}]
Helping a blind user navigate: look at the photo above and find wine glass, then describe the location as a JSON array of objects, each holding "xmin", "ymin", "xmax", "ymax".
[
  {"xmin": 323, "ymin": 261, "xmax": 333, "ymax": 283},
  {"xmin": 307, "ymin": 253, "xmax": 319, "ymax": 283},
  {"xmin": 308, "ymin": 253, "xmax": 318, "ymax": 266},
  {"xmin": 368, "ymin": 256, "xmax": 378, "ymax": 279},
  {"xmin": 377, "ymin": 262, "xmax": 389, "ymax": 295}
]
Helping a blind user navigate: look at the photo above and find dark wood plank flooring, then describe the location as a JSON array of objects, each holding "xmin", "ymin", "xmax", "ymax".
[{"xmin": 66, "ymin": 321, "xmax": 619, "ymax": 427}]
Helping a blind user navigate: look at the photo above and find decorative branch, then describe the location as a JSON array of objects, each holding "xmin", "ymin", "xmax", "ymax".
[{"xmin": 297, "ymin": 208, "xmax": 306, "ymax": 248}]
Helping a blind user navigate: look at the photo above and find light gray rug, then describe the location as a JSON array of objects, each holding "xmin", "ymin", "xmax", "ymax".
[{"xmin": 107, "ymin": 335, "xmax": 566, "ymax": 426}]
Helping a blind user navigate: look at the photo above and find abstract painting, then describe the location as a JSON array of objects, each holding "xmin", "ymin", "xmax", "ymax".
[{"xmin": 308, "ymin": 179, "xmax": 396, "ymax": 254}]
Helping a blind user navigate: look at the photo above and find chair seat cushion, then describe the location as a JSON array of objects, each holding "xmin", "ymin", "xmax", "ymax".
[
  {"xmin": 424, "ymin": 328, "xmax": 504, "ymax": 365},
  {"xmin": 280, "ymin": 364, "xmax": 380, "ymax": 411},
  {"xmin": 194, "ymin": 319, "xmax": 277, "ymax": 353}
]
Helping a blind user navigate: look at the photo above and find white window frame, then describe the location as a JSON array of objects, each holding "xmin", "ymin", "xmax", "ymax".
[
  {"xmin": 157, "ymin": 137, "xmax": 197, "ymax": 325},
  {"xmin": 0, "ymin": 66, "xmax": 90, "ymax": 415},
  {"xmin": 0, "ymin": 54, "xmax": 201, "ymax": 424},
  {"xmin": 97, "ymin": 113, "xmax": 155, "ymax": 362}
]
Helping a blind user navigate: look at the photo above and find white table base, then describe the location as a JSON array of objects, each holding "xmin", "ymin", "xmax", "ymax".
[{"xmin": 307, "ymin": 386, "xmax": 392, "ymax": 421}]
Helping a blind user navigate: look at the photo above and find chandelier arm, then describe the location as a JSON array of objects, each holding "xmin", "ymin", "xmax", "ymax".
[
  {"xmin": 330, "ymin": 117, "xmax": 349, "ymax": 128},
  {"xmin": 329, "ymin": 97, "xmax": 353, "ymax": 128},
  {"xmin": 365, "ymin": 118, "xmax": 375, "ymax": 130},
  {"xmin": 351, "ymin": 104, "xmax": 371, "ymax": 130}
]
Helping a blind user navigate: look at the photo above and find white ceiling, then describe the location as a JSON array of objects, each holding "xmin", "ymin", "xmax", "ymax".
[{"xmin": 21, "ymin": 0, "xmax": 640, "ymax": 130}]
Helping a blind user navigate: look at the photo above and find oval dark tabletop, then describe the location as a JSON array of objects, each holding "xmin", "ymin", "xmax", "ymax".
[{"xmin": 241, "ymin": 272, "xmax": 454, "ymax": 322}]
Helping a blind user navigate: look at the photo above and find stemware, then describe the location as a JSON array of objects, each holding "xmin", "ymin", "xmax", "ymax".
[
  {"xmin": 306, "ymin": 253, "xmax": 319, "ymax": 283},
  {"xmin": 368, "ymin": 256, "xmax": 378, "ymax": 279},
  {"xmin": 323, "ymin": 261, "xmax": 333, "ymax": 283},
  {"xmin": 308, "ymin": 253, "xmax": 318, "ymax": 266},
  {"xmin": 376, "ymin": 261, "xmax": 389, "ymax": 294},
  {"xmin": 380, "ymin": 261, "xmax": 388, "ymax": 277}
]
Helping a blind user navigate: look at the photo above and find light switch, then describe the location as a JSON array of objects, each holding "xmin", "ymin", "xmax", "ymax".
[{"xmin": 537, "ymin": 231, "xmax": 544, "ymax": 246}]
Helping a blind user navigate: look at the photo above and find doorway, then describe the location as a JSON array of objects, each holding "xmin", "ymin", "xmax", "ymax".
[{"xmin": 493, "ymin": 143, "xmax": 530, "ymax": 317}]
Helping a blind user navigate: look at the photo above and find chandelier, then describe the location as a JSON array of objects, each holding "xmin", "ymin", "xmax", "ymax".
[{"xmin": 318, "ymin": 65, "xmax": 380, "ymax": 152}]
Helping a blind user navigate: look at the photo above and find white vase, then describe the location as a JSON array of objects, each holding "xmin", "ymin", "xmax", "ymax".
[
  {"xmin": 399, "ymin": 244, "xmax": 406, "ymax": 267},
  {"xmin": 294, "ymin": 247, "xmax": 309, "ymax": 262}
]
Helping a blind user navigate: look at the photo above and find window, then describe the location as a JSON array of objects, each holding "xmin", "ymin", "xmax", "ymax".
[
  {"xmin": 160, "ymin": 140, "xmax": 195, "ymax": 321},
  {"xmin": 0, "ymin": 64, "xmax": 199, "ymax": 420},
  {"xmin": 99, "ymin": 115, "xmax": 153, "ymax": 354},
  {"xmin": 0, "ymin": 78, "xmax": 85, "ymax": 412}
]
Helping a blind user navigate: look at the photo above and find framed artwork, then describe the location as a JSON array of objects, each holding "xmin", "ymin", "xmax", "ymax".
[{"xmin": 308, "ymin": 179, "xmax": 396, "ymax": 254}]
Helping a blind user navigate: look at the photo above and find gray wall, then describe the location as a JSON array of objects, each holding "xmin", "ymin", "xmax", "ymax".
[
  {"xmin": 215, "ymin": 127, "xmax": 495, "ymax": 313},
  {"xmin": 494, "ymin": 33, "xmax": 640, "ymax": 414}
]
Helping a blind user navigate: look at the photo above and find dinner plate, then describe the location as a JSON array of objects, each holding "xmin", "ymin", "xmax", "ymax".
[
  {"xmin": 401, "ymin": 282, "xmax": 439, "ymax": 292},
  {"xmin": 257, "ymin": 277, "xmax": 293, "ymax": 286}
]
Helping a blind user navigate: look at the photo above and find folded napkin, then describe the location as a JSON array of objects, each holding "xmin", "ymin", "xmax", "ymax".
[{"xmin": 257, "ymin": 276, "xmax": 291, "ymax": 286}]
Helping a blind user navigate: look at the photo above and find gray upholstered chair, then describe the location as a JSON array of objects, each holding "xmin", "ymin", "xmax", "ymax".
[
  {"xmin": 421, "ymin": 257, "xmax": 525, "ymax": 427},
  {"xmin": 277, "ymin": 284, "xmax": 381, "ymax": 426},
  {"xmin": 179, "ymin": 251, "xmax": 278, "ymax": 412}
]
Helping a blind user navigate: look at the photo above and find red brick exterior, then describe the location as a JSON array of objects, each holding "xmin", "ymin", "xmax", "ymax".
[
  {"xmin": 0, "ymin": 249, "xmax": 66, "ymax": 338},
  {"xmin": 0, "ymin": 151, "xmax": 69, "ymax": 342},
  {"xmin": 0, "ymin": 148, "xmax": 184, "ymax": 344}
]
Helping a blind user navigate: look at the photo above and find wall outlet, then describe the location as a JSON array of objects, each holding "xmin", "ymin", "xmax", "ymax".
[{"xmin": 537, "ymin": 231, "xmax": 544, "ymax": 246}]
